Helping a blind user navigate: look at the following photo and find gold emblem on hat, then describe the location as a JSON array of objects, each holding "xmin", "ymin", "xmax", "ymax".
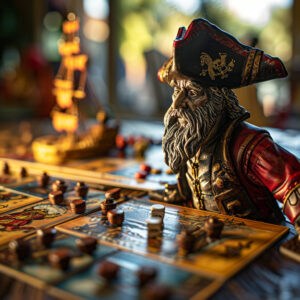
[{"xmin": 199, "ymin": 52, "xmax": 235, "ymax": 80}]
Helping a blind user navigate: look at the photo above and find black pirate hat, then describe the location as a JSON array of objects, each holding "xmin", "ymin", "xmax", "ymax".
[{"xmin": 158, "ymin": 18, "xmax": 287, "ymax": 88}]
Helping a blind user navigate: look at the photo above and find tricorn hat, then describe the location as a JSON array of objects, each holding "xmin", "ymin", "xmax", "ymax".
[{"xmin": 158, "ymin": 18, "xmax": 287, "ymax": 88}]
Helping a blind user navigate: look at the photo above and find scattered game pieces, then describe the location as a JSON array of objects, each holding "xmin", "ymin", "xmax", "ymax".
[
  {"xmin": 20, "ymin": 167, "xmax": 27, "ymax": 178},
  {"xmin": 280, "ymin": 235, "xmax": 300, "ymax": 263},
  {"xmin": 2, "ymin": 162, "xmax": 10, "ymax": 175},
  {"xmin": 8, "ymin": 239, "xmax": 31, "ymax": 261},
  {"xmin": 75, "ymin": 182, "xmax": 89, "ymax": 198},
  {"xmin": 100, "ymin": 198, "xmax": 117, "ymax": 215},
  {"xmin": 151, "ymin": 204, "xmax": 165, "ymax": 222},
  {"xmin": 52, "ymin": 180, "xmax": 67, "ymax": 193},
  {"xmin": 105, "ymin": 187, "xmax": 121, "ymax": 200},
  {"xmin": 107, "ymin": 209, "xmax": 124, "ymax": 226},
  {"xmin": 98, "ymin": 260, "xmax": 120, "ymax": 281},
  {"xmin": 146, "ymin": 217, "xmax": 162, "ymax": 238},
  {"xmin": 48, "ymin": 249, "xmax": 72, "ymax": 270},
  {"xmin": 150, "ymin": 168, "xmax": 162, "ymax": 175},
  {"xmin": 76, "ymin": 236, "xmax": 98, "ymax": 255},
  {"xmin": 70, "ymin": 199, "xmax": 86, "ymax": 214},
  {"xmin": 137, "ymin": 266, "xmax": 158, "ymax": 287},
  {"xmin": 140, "ymin": 163, "xmax": 151, "ymax": 173},
  {"xmin": 37, "ymin": 228, "xmax": 56, "ymax": 248},
  {"xmin": 135, "ymin": 171, "xmax": 147, "ymax": 180},
  {"xmin": 143, "ymin": 283, "xmax": 171, "ymax": 300},
  {"xmin": 49, "ymin": 190, "xmax": 64, "ymax": 205},
  {"xmin": 204, "ymin": 217, "xmax": 224, "ymax": 241},
  {"xmin": 38, "ymin": 172, "xmax": 50, "ymax": 188},
  {"xmin": 177, "ymin": 230, "xmax": 196, "ymax": 253}
]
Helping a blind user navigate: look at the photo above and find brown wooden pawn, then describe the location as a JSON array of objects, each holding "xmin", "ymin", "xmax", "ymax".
[
  {"xmin": 204, "ymin": 217, "xmax": 224, "ymax": 240},
  {"xmin": 177, "ymin": 230, "xmax": 196, "ymax": 253},
  {"xmin": 37, "ymin": 228, "xmax": 56, "ymax": 248},
  {"xmin": 52, "ymin": 179, "xmax": 67, "ymax": 193},
  {"xmin": 105, "ymin": 188, "xmax": 121, "ymax": 200},
  {"xmin": 49, "ymin": 190, "xmax": 64, "ymax": 205},
  {"xmin": 48, "ymin": 249, "xmax": 71, "ymax": 270},
  {"xmin": 75, "ymin": 182, "xmax": 89, "ymax": 198},
  {"xmin": 137, "ymin": 266, "xmax": 157, "ymax": 286},
  {"xmin": 20, "ymin": 167, "xmax": 27, "ymax": 178},
  {"xmin": 70, "ymin": 199, "xmax": 86, "ymax": 214},
  {"xmin": 98, "ymin": 260, "xmax": 119, "ymax": 281},
  {"xmin": 2, "ymin": 162, "xmax": 10, "ymax": 175},
  {"xmin": 100, "ymin": 197, "xmax": 116, "ymax": 215},
  {"xmin": 8, "ymin": 239, "xmax": 31, "ymax": 261},
  {"xmin": 107, "ymin": 209, "xmax": 124, "ymax": 226},
  {"xmin": 76, "ymin": 237, "xmax": 98, "ymax": 254},
  {"xmin": 38, "ymin": 172, "xmax": 50, "ymax": 188}
]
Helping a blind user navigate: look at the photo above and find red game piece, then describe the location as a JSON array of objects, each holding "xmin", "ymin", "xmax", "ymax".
[
  {"xmin": 140, "ymin": 163, "xmax": 151, "ymax": 173},
  {"xmin": 115, "ymin": 134, "xmax": 127, "ymax": 150},
  {"xmin": 135, "ymin": 171, "xmax": 147, "ymax": 180}
]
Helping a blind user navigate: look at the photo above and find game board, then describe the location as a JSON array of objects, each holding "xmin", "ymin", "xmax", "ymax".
[{"xmin": 56, "ymin": 199, "xmax": 289, "ymax": 280}]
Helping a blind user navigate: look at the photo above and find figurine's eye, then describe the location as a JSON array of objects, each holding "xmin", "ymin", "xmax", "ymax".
[{"xmin": 188, "ymin": 89, "xmax": 198, "ymax": 98}]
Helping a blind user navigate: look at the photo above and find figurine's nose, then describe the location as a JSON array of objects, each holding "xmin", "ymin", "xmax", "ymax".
[{"xmin": 172, "ymin": 88, "xmax": 186, "ymax": 109}]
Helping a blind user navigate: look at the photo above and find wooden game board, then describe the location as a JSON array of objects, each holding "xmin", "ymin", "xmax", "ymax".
[{"xmin": 56, "ymin": 199, "xmax": 289, "ymax": 280}]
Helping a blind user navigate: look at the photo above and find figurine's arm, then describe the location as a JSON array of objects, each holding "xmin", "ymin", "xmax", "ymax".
[{"xmin": 248, "ymin": 135, "xmax": 300, "ymax": 225}]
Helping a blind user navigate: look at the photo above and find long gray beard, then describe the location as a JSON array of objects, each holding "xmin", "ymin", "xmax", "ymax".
[{"xmin": 162, "ymin": 97, "xmax": 223, "ymax": 174}]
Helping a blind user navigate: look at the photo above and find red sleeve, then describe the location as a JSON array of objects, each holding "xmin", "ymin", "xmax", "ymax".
[{"xmin": 248, "ymin": 135, "xmax": 300, "ymax": 223}]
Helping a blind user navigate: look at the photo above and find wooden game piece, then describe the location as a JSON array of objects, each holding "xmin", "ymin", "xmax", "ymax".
[
  {"xmin": 140, "ymin": 163, "xmax": 151, "ymax": 173},
  {"xmin": 100, "ymin": 197, "xmax": 117, "ymax": 215},
  {"xmin": 48, "ymin": 249, "xmax": 72, "ymax": 270},
  {"xmin": 151, "ymin": 204, "xmax": 165, "ymax": 222},
  {"xmin": 38, "ymin": 172, "xmax": 50, "ymax": 188},
  {"xmin": 37, "ymin": 228, "xmax": 56, "ymax": 248},
  {"xmin": 204, "ymin": 217, "xmax": 224, "ymax": 241},
  {"xmin": 75, "ymin": 181, "xmax": 89, "ymax": 198},
  {"xmin": 105, "ymin": 188, "xmax": 121, "ymax": 200},
  {"xmin": 2, "ymin": 162, "xmax": 10, "ymax": 175},
  {"xmin": 52, "ymin": 179, "xmax": 67, "ymax": 193},
  {"xmin": 150, "ymin": 168, "xmax": 162, "ymax": 175},
  {"xmin": 98, "ymin": 260, "xmax": 119, "ymax": 281},
  {"xmin": 137, "ymin": 266, "xmax": 157, "ymax": 287},
  {"xmin": 76, "ymin": 236, "xmax": 98, "ymax": 254},
  {"xmin": 143, "ymin": 283, "xmax": 171, "ymax": 300},
  {"xmin": 107, "ymin": 209, "xmax": 124, "ymax": 225},
  {"xmin": 135, "ymin": 171, "xmax": 147, "ymax": 180},
  {"xmin": 8, "ymin": 239, "xmax": 31, "ymax": 261},
  {"xmin": 20, "ymin": 167, "xmax": 27, "ymax": 178},
  {"xmin": 146, "ymin": 217, "xmax": 162, "ymax": 238},
  {"xmin": 70, "ymin": 199, "xmax": 86, "ymax": 214},
  {"xmin": 165, "ymin": 169, "xmax": 173, "ymax": 175},
  {"xmin": 49, "ymin": 190, "xmax": 64, "ymax": 205},
  {"xmin": 177, "ymin": 230, "xmax": 196, "ymax": 253},
  {"xmin": 115, "ymin": 134, "xmax": 127, "ymax": 150}
]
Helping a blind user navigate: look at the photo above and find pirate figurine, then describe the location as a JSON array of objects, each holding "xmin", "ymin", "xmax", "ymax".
[{"xmin": 158, "ymin": 18, "xmax": 300, "ymax": 234}]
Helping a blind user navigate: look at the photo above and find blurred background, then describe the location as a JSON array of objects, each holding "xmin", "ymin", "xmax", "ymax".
[{"xmin": 0, "ymin": 0, "xmax": 299, "ymax": 129}]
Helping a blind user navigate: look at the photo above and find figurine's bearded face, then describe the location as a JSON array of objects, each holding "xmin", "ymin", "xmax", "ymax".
[{"xmin": 162, "ymin": 79, "xmax": 223, "ymax": 174}]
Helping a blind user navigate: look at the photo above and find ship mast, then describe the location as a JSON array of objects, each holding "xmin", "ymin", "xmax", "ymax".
[{"xmin": 52, "ymin": 12, "xmax": 88, "ymax": 135}]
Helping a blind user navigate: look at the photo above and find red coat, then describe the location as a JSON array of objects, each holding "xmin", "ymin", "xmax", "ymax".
[{"xmin": 232, "ymin": 122, "xmax": 300, "ymax": 224}]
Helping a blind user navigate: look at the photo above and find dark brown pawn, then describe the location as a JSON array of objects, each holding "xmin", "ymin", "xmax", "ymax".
[
  {"xmin": 98, "ymin": 260, "xmax": 119, "ymax": 281},
  {"xmin": 37, "ymin": 228, "xmax": 56, "ymax": 248},
  {"xmin": 20, "ymin": 167, "xmax": 27, "ymax": 178},
  {"xmin": 100, "ymin": 197, "xmax": 116, "ymax": 215},
  {"xmin": 204, "ymin": 217, "xmax": 224, "ymax": 240},
  {"xmin": 137, "ymin": 266, "xmax": 157, "ymax": 287},
  {"xmin": 52, "ymin": 179, "xmax": 67, "ymax": 193},
  {"xmin": 75, "ymin": 182, "xmax": 89, "ymax": 198},
  {"xmin": 105, "ymin": 188, "xmax": 121, "ymax": 200},
  {"xmin": 48, "ymin": 249, "xmax": 71, "ymax": 270},
  {"xmin": 2, "ymin": 162, "xmax": 10, "ymax": 175},
  {"xmin": 8, "ymin": 239, "xmax": 31, "ymax": 261},
  {"xmin": 143, "ymin": 283, "xmax": 171, "ymax": 300},
  {"xmin": 76, "ymin": 237, "xmax": 98, "ymax": 254},
  {"xmin": 107, "ymin": 209, "xmax": 124, "ymax": 226},
  {"xmin": 70, "ymin": 199, "xmax": 86, "ymax": 214},
  {"xmin": 177, "ymin": 230, "xmax": 196, "ymax": 253},
  {"xmin": 49, "ymin": 190, "xmax": 64, "ymax": 205},
  {"xmin": 38, "ymin": 172, "xmax": 50, "ymax": 188}
]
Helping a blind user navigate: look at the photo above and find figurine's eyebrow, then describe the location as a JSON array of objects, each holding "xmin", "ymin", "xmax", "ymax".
[{"xmin": 187, "ymin": 81, "xmax": 203, "ymax": 92}]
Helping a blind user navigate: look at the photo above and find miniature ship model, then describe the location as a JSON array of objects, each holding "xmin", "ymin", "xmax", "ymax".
[{"xmin": 32, "ymin": 13, "xmax": 118, "ymax": 164}]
